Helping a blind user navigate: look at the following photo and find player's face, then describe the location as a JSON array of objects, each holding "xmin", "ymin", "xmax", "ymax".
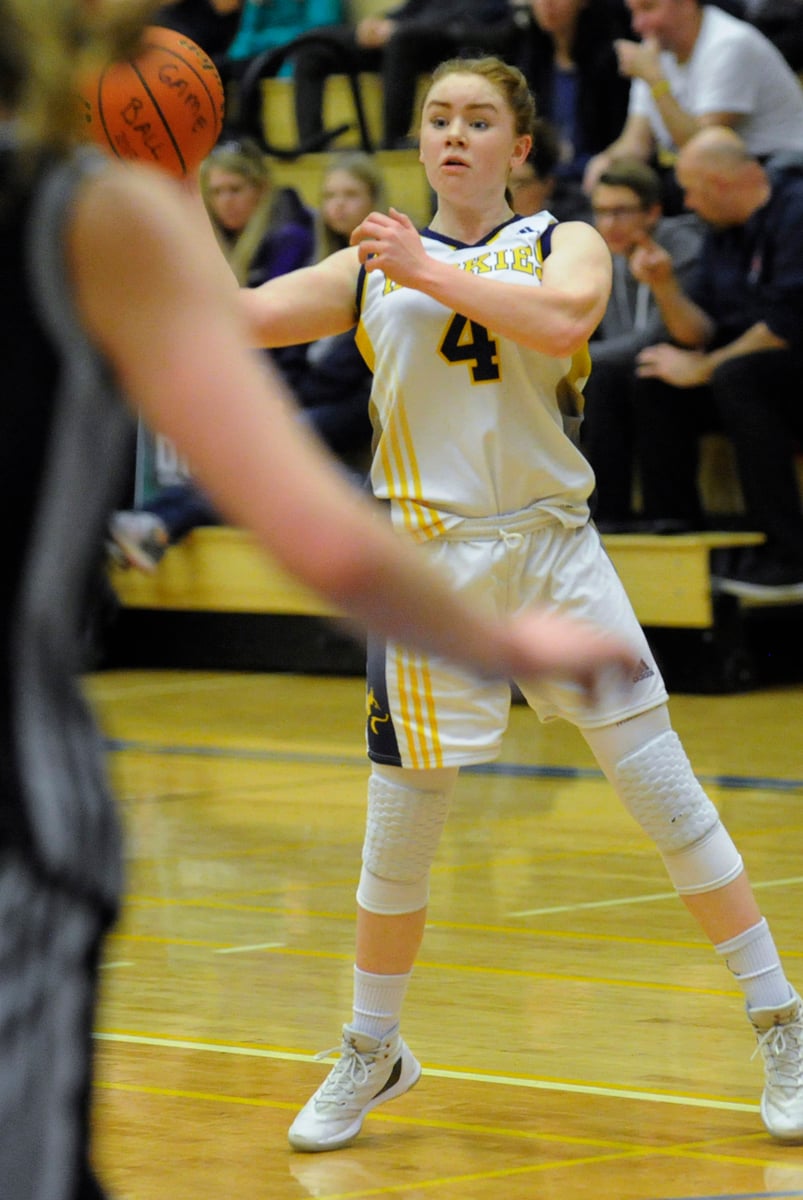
[
  {"xmin": 591, "ymin": 183, "xmax": 656, "ymax": 254},
  {"xmin": 320, "ymin": 169, "xmax": 375, "ymax": 239},
  {"xmin": 205, "ymin": 167, "xmax": 264, "ymax": 233},
  {"xmin": 419, "ymin": 72, "xmax": 530, "ymax": 202}
]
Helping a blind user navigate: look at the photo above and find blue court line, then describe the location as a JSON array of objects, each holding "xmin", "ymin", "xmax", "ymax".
[
  {"xmin": 103, "ymin": 738, "xmax": 803, "ymax": 795},
  {"xmin": 655, "ymin": 1193, "xmax": 803, "ymax": 1199}
]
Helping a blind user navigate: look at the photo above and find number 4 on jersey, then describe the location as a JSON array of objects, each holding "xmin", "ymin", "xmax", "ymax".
[{"xmin": 439, "ymin": 314, "xmax": 501, "ymax": 382}]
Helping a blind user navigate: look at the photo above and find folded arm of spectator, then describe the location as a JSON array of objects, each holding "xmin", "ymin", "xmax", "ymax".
[{"xmin": 636, "ymin": 321, "xmax": 787, "ymax": 387}]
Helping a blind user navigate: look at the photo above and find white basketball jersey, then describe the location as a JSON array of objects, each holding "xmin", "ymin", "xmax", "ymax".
[{"xmin": 355, "ymin": 212, "xmax": 595, "ymax": 540}]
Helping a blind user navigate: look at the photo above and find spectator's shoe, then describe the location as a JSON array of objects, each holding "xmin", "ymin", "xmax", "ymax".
[
  {"xmin": 288, "ymin": 1024, "xmax": 421, "ymax": 1153},
  {"xmin": 712, "ymin": 555, "xmax": 803, "ymax": 601},
  {"xmin": 751, "ymin": 990, "xmax": 803, "ymax": 1142},
  {"xmin": 109, "ymin": 512, "xmax": 168, "ymax": 573}
]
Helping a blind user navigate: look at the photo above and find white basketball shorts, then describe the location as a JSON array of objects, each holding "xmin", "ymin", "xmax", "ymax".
[{"xmin": 366, "ymin": 519, "xmax": 667, "ymax": 769}]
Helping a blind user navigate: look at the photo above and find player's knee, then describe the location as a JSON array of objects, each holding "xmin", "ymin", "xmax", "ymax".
[
  {"xmin": 613, "ymin": 730, "xmax": 743, "ymax": 895},
  {"xmin": 357, "ymin": 766, "xmax": 455, "ymax": 915}
]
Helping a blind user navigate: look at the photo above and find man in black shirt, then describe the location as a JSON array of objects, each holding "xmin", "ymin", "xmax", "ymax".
[{"xmin": 631, "ymin": 126, "xmax": 803, "ymax": 598}]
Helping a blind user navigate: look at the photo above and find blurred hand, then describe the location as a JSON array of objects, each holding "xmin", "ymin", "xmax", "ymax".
[
  {"xmin": 636, "ymin": 343, "xmax": 709, "ymax": 387},
  {"xmin": 582, "ymin": 151, "xmax": 612, "ymax": 196},
  {"xmin": 614, "ymin": 36, "xmax": 664, "ymax": 85},
  {"xmin": 629, "ymin": 233, "xmax": 673, "ymax": 286},
  {"xmin": 508, "ymin": 608, "xmax": 640, "ymax": 707},
  {"xmin": 356, "ymin": 17, "xmax": 396, "ymax": 48}
]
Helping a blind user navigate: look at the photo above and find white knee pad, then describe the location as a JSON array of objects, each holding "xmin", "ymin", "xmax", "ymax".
[
  {"xmin": 357, "ymin": 770, "xmax": 454, "ymax": 915},
  {"xmin": 614, "ymin": 730, "xmax": 743, "ymax": 895}
]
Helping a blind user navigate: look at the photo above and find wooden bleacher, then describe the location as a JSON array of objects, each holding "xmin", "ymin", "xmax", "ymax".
[
  {"xmin": 109, "ymin": 526, "xmax": 763, "ymax": 630},
  {"xmin": 105, "ymin": 524, "xmax": 801, "ymax": 694}
]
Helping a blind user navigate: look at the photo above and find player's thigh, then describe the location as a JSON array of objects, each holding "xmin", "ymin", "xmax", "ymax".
[
  {"xmin": 514, "ymin": 523, "xmax": 667, "ymax": 728},
  {"xmin": 366, "ymin": 538, "xmax": 513, "ymax": 769}
]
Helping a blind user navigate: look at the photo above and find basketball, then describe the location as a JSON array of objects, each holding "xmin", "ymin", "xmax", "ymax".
[{"xmin": 78, "ymin": 27, "xmax": 226, "ymax": 180}]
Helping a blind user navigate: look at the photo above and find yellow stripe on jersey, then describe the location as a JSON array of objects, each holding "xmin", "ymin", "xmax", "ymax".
[
  {"xmin": 395, "ymin": 645, "xmax": 443, "ymax": 768},
  {"xmin": 558, "ymin": 343, "xmax": 592, "ymax": 420},
  {"xmin": 377, "ymin": 370, "xmax": 448, "ymax": 540},
  {"xmin": 354, "ymin": 319, "xmax": 375, "ymax": 373}
]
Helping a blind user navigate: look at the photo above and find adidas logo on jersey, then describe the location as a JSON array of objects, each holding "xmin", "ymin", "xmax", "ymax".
[{"xmin": 632, "ymin": 658, "xmax": 655, "ymax": 683}]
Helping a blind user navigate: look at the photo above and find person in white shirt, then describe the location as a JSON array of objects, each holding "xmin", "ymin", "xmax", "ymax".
[{"xmin": 583, "ymin": 0, "xmax": 803, "ymax": 206}]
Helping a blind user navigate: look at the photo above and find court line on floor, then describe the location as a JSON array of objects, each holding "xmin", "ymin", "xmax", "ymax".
[
  {"xmin": 103, "ymin": 737, "xmax": 803, "ymax": 795},
  {"xmin": 93, "ymin": 1031, "xmax": 758, "ymax": 1114},
  {"xmin": 510, "ymin": 875, "xmax": 803, "ymax": 917}
]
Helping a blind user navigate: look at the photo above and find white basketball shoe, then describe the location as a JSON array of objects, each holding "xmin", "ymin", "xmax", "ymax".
[
  {"xmin": 751, "ymin": 990, "xmax": 803, "ymax": 1142},
  {"xmin": 288, "ymin": 1024, "xmax": 421, "ymax": 1152}
]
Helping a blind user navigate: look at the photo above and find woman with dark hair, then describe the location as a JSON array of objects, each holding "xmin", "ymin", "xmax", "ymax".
[{"xmin": 517, "ymin": 0, "xmax": 631, "ymax": 218}]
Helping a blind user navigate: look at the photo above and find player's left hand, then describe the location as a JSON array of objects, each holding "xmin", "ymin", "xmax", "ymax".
[
  {"xmin": 636, "ymin": 343, "xmax": 710, "ymax": 387},
  {"xmin": 351, "ymin": 208, "xmax": 428, "ymax": 287}
]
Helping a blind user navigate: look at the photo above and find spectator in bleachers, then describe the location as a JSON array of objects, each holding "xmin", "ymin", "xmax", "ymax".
[
  {"xmin": 222, "ymin": 0, "xmax": 343, "ymax": 81},
  {"xmin": 109, "ymin": 150, "xmax": 383, "ymax": 571},
  {"xmin": 109, "ymin": 138, "xmax": 315, "ymax": 571},
  {"xmin": 202, "ymin": 136, "xmax": 314, "ymax": 283},
  {"xmin": 515, "ymin": 0, "xmax": 632, "ymax": 220},
  {"xmin": 583, "ymin": 0, "xmax": 803, "ymax": 212},
  {"xmin": 281, "ymin": 152, "xmax": 386, "ymax": 474},
  {"xmin": 152, "ymin": 0, "xmax": 242, "ymax": 64},
  {"xmin": 628, "ymin": 127, "xmax": 803, "ymax": 599},
  {"xmin": 291, "ymin": 0, "xmax": 518, "ymax": 150},
  {"xmin": 508, "ymin": 117, "xmax": 561, "ymax": 216},
  {"xmin": 580, "ymin": 158, "xmax": 703, "ymax": 531}
]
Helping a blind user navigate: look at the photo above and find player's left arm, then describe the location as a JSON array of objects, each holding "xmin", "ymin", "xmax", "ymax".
[{"xmin": 353, "ymin": 209, "xmax": 611, "ymax": 358}]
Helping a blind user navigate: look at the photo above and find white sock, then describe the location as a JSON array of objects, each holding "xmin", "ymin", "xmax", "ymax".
[
  {"xmin": 351, "ymin": 965, "xmax": 412, "ymax": 1039},
  {"xmin": 716, "ymin": 918, "xmax": 793, "ymax": 1012}
]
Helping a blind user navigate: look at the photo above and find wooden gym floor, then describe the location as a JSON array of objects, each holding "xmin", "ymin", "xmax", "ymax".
[{"xmin": 86, "ymin": 667, "xmax": 803, "ymax": 1200}]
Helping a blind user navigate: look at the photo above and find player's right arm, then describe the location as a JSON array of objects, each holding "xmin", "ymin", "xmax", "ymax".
[{"xmin": 238, "ymin": 246, "xmax": 362, "ymax": 348}]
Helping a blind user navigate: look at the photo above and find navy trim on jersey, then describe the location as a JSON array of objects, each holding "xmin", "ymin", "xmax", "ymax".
[
  {"xmin": 356, "ymin": 261, "xmax": 368, "ymax": 318},
  {"xmin": 365, "ymin": 638, "xmax": 402, "ymax": 765},
  {"xmin": 419, "ymin": 214, "xmax": 531, "ymax": 250}
]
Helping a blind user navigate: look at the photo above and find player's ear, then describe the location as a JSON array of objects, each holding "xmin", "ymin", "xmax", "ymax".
[{"xmin": 511, "ymin": 134, "xmax": 532, "ymax": 171}]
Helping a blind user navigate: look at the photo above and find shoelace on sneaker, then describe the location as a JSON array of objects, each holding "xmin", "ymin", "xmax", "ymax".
[
  {"xmin": 312, "ymin": 1040, "xmax": 374, "ymax": 1106},
  {"xmin": 753, "ymin": 1021, "xmax": 803, "ymax": 1090}
]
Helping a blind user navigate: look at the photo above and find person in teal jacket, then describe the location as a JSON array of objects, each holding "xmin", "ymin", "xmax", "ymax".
[{"xmin": 225, "ymin": 0, "xmax": 343, "ymax": 76}]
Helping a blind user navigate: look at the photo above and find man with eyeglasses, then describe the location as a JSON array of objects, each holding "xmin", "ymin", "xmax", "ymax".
[{"xmin": 580, "ymin": 157, "xmax": 703, "ymax": 531}]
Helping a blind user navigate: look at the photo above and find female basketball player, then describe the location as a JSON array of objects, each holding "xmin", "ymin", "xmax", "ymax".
[
  {"xmin": 238, "ymin": 55, "xmax": 803, "ymax": 1151},
  {"xmin": 0, "ymin": 8, "xmax": 637, "ymax": 1198}
]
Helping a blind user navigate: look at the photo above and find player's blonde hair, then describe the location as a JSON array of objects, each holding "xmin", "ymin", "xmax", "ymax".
[
  {"xmin": 422, "ymin": 56, "xmax": 537, "ymax": 140},
  {"xmin": 0, "ymin": 0, "xmax": 158, "ymax": 149}
]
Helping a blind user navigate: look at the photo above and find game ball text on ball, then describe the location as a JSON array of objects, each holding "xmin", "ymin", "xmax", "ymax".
[{"xmin": 79, "ymin": 27, "xmax": 225, "ymax": 179}]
